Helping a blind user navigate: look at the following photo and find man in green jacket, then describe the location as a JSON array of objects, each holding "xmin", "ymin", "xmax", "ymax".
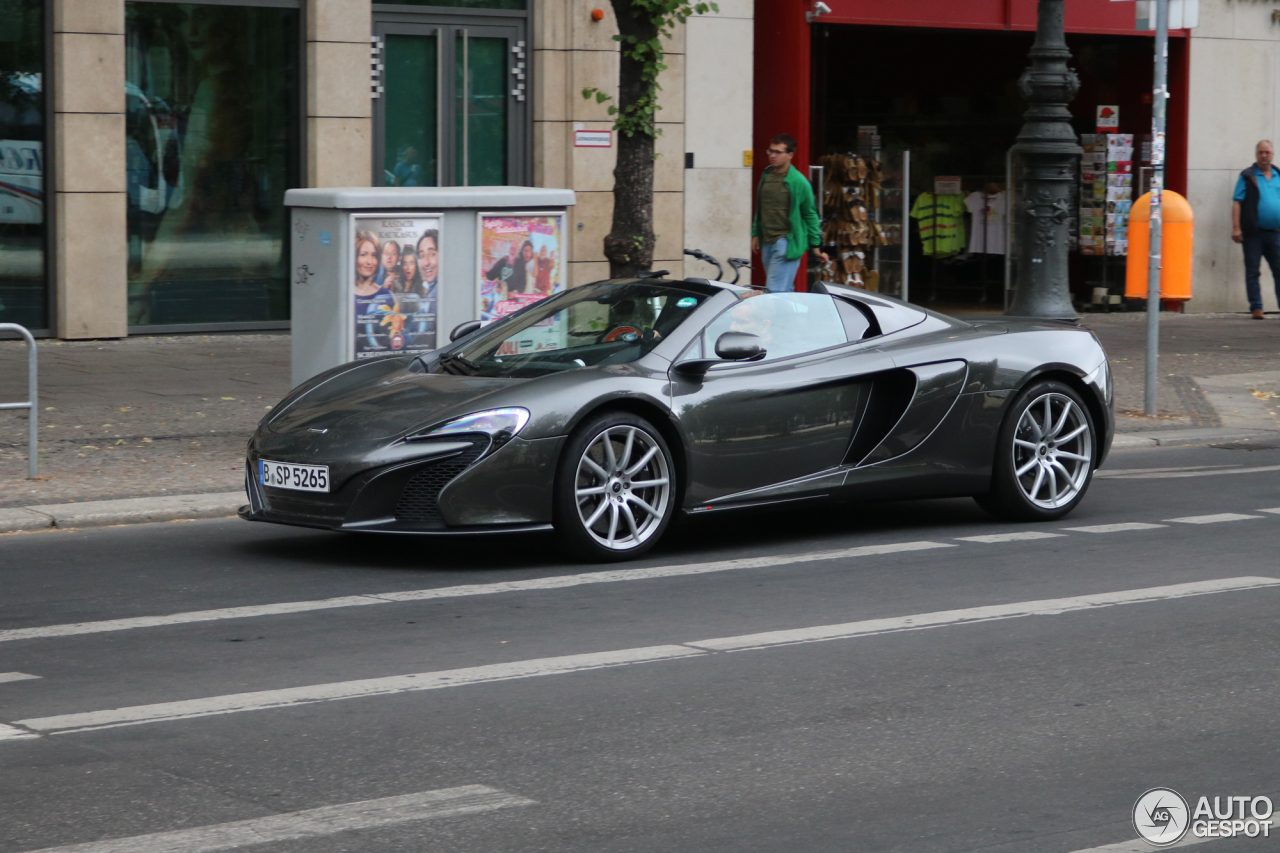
[{"xmin": 751, "ymin": 134, "xmax": 828, "ymax": 292}]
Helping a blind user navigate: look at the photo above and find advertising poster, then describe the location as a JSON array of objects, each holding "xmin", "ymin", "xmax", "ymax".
[
  {"xmin": 478, "ymin": 213, "xmax": 566, "ymax": 353},
  {"xmin": 352, "ymin": 214, "xmax": 441, "ymax": 359}
]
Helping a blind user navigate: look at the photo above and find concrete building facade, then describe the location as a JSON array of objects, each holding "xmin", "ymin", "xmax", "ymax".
[{"xmin": 0, "ymin": 0, "xmax": 755, "ymax": 339}]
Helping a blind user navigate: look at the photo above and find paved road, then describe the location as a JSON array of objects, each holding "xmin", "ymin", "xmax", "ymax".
[{"xmin": 2, "ymin": 442, "xmax": 1279, "ymax": 853}]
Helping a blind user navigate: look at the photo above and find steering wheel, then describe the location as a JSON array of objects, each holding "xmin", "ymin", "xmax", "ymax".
[{"xmin": 602, "ymin": 326, "xmax": 641, "ymax": 343}]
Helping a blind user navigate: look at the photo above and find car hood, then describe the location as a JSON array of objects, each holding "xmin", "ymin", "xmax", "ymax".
[{"xmin": 267, "ymin": 359, "xmax": 526, "ymax": 440}]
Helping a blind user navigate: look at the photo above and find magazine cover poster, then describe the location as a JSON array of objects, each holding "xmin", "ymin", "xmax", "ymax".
[
  {"xmin": 478, "ymin": 213, "xmax": 566, "ymax": 353},
  {"xmin": 352, "ymin": 215, "xmax": 441, "ymax": 359}
]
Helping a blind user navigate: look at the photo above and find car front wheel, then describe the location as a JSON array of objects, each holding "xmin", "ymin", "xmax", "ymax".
[
  {"xmin": 976, "ymin": 380, "xmax": 1096, "ymax": 522},
  {"xmin": 554, "ymin": 412, "xmax": 677, "ymax": 561}
]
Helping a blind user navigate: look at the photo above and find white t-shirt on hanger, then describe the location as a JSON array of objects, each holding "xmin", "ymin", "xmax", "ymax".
[{"xmin": 964, "ymin": 190, "xmax": 1007, "ymax": 255}]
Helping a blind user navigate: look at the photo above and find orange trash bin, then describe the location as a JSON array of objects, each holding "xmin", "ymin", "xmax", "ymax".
[{"xmin": 1125, "ymin": 190, "xmax": 1194, "ymax": 301}]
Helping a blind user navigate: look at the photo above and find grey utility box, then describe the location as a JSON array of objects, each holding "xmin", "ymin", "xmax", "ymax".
[{"xmin": 284, "ymin": 186, "xmax": 576, "ymax": 387}]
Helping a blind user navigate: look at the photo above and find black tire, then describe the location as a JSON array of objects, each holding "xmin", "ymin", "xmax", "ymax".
[
  {"xmin": 554, "ymin": 411, "xmax": 677, "ymax": 562},
  {"xmin": 975, "ymin": 379, "xmax": 1097, "ymax": 522}
]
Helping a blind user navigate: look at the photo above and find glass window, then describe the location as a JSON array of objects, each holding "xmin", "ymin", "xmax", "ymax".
[
  {"xmin": 383, "ymin": 33, "xmax": 439, "ymax": 187},
  {"xmin": 388, "ymin": 1, "xmax": 526, "ymax": 8},
  {"xmin": 0, "ymin": 0, "xmax": 46, "ymax": 331},
  {"xmin": 125, "ymin": 3, "xmax": 300, "ymax": 327},
  {"xmin": 437, "ymin": 281, "xmax": 710, "ymax": 378},
  {"xmin": 703, "ymin": 293, "xmax": 848, "ymax": 361}
]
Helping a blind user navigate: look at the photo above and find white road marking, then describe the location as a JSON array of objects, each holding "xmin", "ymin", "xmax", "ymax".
[
  {"xmin": 18, "ymin": 785, "xmax": 534, "ymax": 853},
  {"xmin": 1062, "ymin": 523, "xmax": 1168, "ymax": 533},
  {"xmin": 1096, "ymin": 464, "xmax": 1240, "ymax": 477},
  {"xmin": 1164, "ymin": 513, "xmax": 1263, "ymax": 524},
  {"xmin": 1258, "ymin": 507, "xmax": 1280, "ymax": 515},
  {"xmin": 686, "ymin": 577, "xmax": 1280, "ymax": 652},
  {"xmin": 0, "ymin": 672, "xmax": 41, "ymax": 684},
  {"xmin": 0, "ymin": 541, "xmax": 955, "ymax": 645},
  {"xmin": 956, "ymin": 532, "xmax": 1068, "ymax": 543},
  {"xmin": 14, "ymin": 577, "xmax": 1276, "ymax": 737},
  {"xmin": 1065, "ymin": 833, "xmax": 1209, "ymax": 851},
  {"xmin": 15, "ymin": 646, "xmax": 703, "ymax": 734},
  {"xmin": 1101, "ymin": 464, "xmax": 1280, "ymax": 479},
  {"xmin": 0, "ymin": 723, "xmax": 39, "ymax": 741}
]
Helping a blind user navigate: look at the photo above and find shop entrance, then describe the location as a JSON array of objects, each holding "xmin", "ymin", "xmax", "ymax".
[
  {"xmin": 813, "ymin": 25, "xmax": 1167, "ymax": 312},
  {"xmin": 372, "ymin": 12, "xmax": 527, "ymax": 187}
]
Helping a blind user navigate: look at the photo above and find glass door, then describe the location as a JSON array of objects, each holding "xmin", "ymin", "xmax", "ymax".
[{"xmin": 374, "ymin": 18, "xmax": 526, "ymax": 187}]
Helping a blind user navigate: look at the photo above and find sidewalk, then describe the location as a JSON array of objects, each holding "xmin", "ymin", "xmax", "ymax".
[{"xmin": 1, "ymin": 314, "xmax": 1278, "ymax": 530}]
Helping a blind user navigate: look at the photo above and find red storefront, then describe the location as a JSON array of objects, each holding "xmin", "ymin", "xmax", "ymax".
[{"xmin": 753, "ymin": 0, "xmax": 1189, "ymax": 306}]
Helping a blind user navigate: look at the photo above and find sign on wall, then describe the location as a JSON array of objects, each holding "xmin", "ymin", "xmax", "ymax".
[
  {"xmin": 478, "ymin": 212, "xmax": 567, "ymax": 352},
  {"xmin": 351, "ymin": 214, "xmax": 441, "ymax": 359}
]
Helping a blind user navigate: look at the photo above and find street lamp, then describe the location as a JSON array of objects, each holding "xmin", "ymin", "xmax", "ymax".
[{"xmin": 1008, "ymin": 0, "xmax": 1082, "ymax": 320}]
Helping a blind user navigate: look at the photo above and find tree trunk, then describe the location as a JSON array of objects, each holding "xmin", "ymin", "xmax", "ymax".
[{"xmin": 604, "ymin": 0, "xmax": 659, "ymax": 279}]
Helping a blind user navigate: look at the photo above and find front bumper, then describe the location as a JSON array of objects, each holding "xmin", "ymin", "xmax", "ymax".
[{"xmin": 240, "ymin": 433, "xmax": 565, "ymax": 535}]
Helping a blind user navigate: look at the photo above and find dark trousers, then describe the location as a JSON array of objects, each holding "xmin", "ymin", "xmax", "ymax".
[{"xmin": 1243, "ymin": 229, "xmax": 1280, "ymax": 312}]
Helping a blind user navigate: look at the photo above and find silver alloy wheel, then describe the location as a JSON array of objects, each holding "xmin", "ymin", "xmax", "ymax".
[
  {"xmin": 574, "ymin": 424, "xmax": 671, "ymax": 551},
  {"xmin": 1011, "ymin": 392, "xmax": 1093, "ymax": 509}
]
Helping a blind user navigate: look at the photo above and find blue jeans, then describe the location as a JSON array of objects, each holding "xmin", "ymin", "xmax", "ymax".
[
  {"xmin": 1243, "ymin": 230, "xmax": 1280, "ymax": 312},
  {"xmin": 761, "ymin": 237, "xmax": 802, "ymax": 293}
]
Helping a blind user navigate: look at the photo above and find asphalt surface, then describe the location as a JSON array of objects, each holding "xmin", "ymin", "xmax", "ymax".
[{"xmin": 2, "ymin": 441, "xmax": 1280, "ymax": 852}]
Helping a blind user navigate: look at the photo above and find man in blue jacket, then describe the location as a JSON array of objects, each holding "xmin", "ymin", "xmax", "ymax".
[
  {"xmin": 1232, "ymin": 140, "xmax": 1280, "ymax": 319},
  {"xmin": 751, "ymin": 134, "xmax": 828, "ymax": 292}
]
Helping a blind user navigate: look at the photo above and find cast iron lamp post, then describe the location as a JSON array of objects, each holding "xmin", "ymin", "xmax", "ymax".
[{"xmin": 1008, "ymin": 0, "xmax": 1082, "ymax": 319}]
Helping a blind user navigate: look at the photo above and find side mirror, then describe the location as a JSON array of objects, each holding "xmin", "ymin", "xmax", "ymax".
[
  {"xmin": 674, "ymin": 332, "xmax": 767, "ymax": 379},
  {"xmin": 449, "ymin": 320, "xmax": 483, "ymax": 342},
  {"xmin": 714, "ymin": 331, "xmax": 765, "ymax": 361}
]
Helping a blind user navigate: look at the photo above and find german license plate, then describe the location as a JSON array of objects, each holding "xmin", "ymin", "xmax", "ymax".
[{"xmin": 260, "ymin": 459, "xmax": 329, "ymax": 493}]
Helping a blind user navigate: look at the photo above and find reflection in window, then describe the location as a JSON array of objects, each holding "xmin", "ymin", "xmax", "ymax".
[
  {"xmin": 125, "ymin": 3, "xmax": 299, "ymax": 327},
  {"xmin": 0, "ymin": 0, "xmax": 46, "ymax": 330},
  {"xmin": 704, "ymin": 293, "xmax": 848, "ymax": 361}
]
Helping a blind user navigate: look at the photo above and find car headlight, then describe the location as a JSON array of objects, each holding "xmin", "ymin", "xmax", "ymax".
[{"xmin": 407, "ymin": 407, "xmax": 530, "ymax": 442}]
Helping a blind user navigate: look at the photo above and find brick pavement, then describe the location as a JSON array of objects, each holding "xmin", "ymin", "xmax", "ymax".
[
  {"xmin": 0, "ymin": 334, "xmax": 288, "ymax": 508},
  {"xmin": 1, "ymin": 313, "xmax": 1278, "ymax": 509}
]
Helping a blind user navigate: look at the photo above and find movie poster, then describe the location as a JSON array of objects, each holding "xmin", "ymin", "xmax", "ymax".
[
  {"xmin": 351, "ymin": 215, "xmax": 441, "ymax": 359},
  {"xmin": 478, "ymin": 213, "xmax": 566, "ymax": 352}
]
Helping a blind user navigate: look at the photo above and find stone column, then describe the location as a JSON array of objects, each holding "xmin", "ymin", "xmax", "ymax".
[
  {"xmin": 1008, "ymin": 0, "xmax": 1082, "ymax": 320},
  {"xmin": 533, "ymin": 1, "xmax": 685, "ymax": 285},
  {"xmin": 53, "ymin": 0, "xmax": 127, "ymax": 338},
  {"xmin": 307, "ymin": 0, "xmax": 372, "ymax": 187}
]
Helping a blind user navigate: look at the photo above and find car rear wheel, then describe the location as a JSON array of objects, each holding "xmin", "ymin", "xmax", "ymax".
[
  {"xmin": 555, "ymin": 412, "xmax": 676, "ymax": 561},
  {"xmin": 976, "ymin": 380, "xmax": 1096, "ymax": 522}
]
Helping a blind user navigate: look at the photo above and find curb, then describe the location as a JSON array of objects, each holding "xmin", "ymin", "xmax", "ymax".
[
  {"xmin": 1111, "ymin": 427, "xmax": 1280, "ymax": 450},
  {"xmin": 0, "ymin": 492, "xmax": 245, "ymax": 535}
]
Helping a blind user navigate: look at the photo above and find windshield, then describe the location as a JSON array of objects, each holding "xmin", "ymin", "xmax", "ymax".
[{"xmin": 433, "ymin": 280, "xmax": 713, "ymax": 378}]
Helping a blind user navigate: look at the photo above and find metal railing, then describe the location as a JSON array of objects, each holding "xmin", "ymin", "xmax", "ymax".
[{"xmin": 0, "ymin": 323, "xmax": 38, "ymax": 478}]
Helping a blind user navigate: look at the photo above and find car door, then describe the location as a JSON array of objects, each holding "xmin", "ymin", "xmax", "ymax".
[{"xmin": 669, "ymin": 292, "xmax": 893, "ymax": 506}]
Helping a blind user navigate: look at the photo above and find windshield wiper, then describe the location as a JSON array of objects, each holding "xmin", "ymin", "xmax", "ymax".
[{"xmin": 438, "ymin": 351, "xmax": 479, "ymax": 375}]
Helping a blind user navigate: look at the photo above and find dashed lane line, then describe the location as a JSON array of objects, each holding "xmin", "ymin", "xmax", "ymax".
[
  {"xmin": 1062, "ymin": 523, "xmax": 1169, "ymax": 533},
  {"xmin": 1164, "ymin": 513, "xmax": 1263, "ymax": 525},
  {"xmin": 1066, "ymin": 834, "xmax": 1209, "ymax": 851},
  {"xmin": 1100, "ymin": 464, "xmax": 1280, "ymax": 479},
  {"xmin": 0, "ymin": 723, "xmax": 38, "ymax": 741},
  {"xmin": 0, "ymin": 541, "xmax": 955, "ymax": 645},
  {"xmin": 16, "ymin": 785, "xmax": 535, "ymax": 853},
  {"xmin": 1096, "ymin": 464, "xmax": 1241, "ymax": 478},
  {"xmin": 956, "ymin": 532, "xmax": 1068, "ymax": 544},
  {"xmin": 0, "ymin": 672, "xmax": 40, "ymax": 684},
  {"xmin": 6, "ymin": 509, "xmax": 1280, "ymax": 647},
  {"xmin": 12, "ymin": 577, "xmax": 1277, "ymax": 737}
]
